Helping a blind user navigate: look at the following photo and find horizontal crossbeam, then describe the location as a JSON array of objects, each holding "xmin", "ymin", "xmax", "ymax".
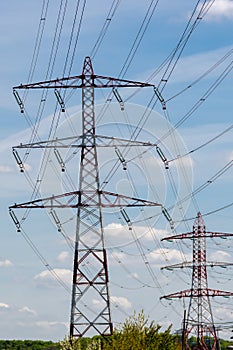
[
  {"xmin": 161, "ymin": 261, "xmax": 233, "ymax": 270},
  {"xmin": 161, "ymin": 288, "xmax": 233, "ymax": 299},
  {"xmin": 12, "ymin": 135, "xmax": 157, "ymax": 149},
  {"xmin": 14, "ymin": 74, "xmax": 155, "ymax": 90},
  {"xmin": 9, "ymin": 190, "xmax": 162, "ymax": 209},
  {"xmin": 161, "ymin": 231, "xmax": 233, "ymax": 241}
]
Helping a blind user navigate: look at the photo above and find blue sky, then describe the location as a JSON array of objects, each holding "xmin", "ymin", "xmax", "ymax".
[{"xmin": 0, "ymin": 0, "xmax": 233, "ymax": 342}]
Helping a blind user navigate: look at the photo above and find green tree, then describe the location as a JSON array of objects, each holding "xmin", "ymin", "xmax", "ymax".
[{"xmin": 59, "ymin": 311, "xmax": 182, "ymax": 350}]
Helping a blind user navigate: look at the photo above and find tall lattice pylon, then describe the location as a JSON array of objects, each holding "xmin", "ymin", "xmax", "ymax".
[
  {"xmin": 161, "ymin": 212, "xmax": 233, "ymax": 350},
  {"xmin": 10, "ymin": 56, "xmax": 162, "ymax": 338}
]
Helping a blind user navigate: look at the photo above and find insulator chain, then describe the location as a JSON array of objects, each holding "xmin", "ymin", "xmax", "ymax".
[
  {"xmin": 12, "ymin": 148, "xmax": 24, "ymax": 172},
  {"xmin": 115, "ymin": 147, "xmax": 127, "ymax": 170},
  {"xmin": 13, "ymin": 89, "xmax": 24, "ymax": 113}
]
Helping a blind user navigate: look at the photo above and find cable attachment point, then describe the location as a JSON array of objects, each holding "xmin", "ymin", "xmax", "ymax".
[
  {"xmin": 50, "ymin": 209, "xmax": 62, "ymax": 232},
  {"xmin": 156, "ymin": 146, "xmax": 169, "ymax": 169},
  {"xmin": 13, "ymin": 89, "xmax": 24, "ymax": 113},
  {"xmin": 12, "ymin": 148, "xmax": 24, "ymax": 172},
  {"xmin": 54, "ymin": 89, "xmax": 65, "ymax": 112},
  {"xmin": 54, "ymin": 148, "xmax": 65, "ymax": 172},
  {"xmin": 162, "ymin": 207, "xmax": 174, "ymax": 230},
  {"xmin": 120, "ymin": 208, "xmax": 132, "ymax": 230},
  {"xmin": 9, "ymin": 209, "xmax": 21, "ymax": 232},
  {"xmin": 153, "ymin": 86, "xmax": 166, "ymax": 110},
  {"xmin": 112, "ymin": 88, "xmax": 124, "ymax": 111},
  {"xmin": 115, "ymin": 147, "xmax": 127, "ymax": 170}
]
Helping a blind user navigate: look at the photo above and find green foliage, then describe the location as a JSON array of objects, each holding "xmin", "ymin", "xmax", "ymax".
[
  {"xmin": 0, "ymin": 339, "xmax": 59, "ymax": 349},
  {"xmin": 58, "ymin": 336, "xmax": 101, "ymax": 350},
  {"xmin": 58, "ymin": 311, "xmax": 181, "ymax": 350},
  {"xmin": 99, "ymin": 310, "xmax": 180, "ymax": 350}
]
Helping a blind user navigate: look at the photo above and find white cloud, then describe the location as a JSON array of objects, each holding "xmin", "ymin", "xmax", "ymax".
[
  {"xmin": 110, "ymin": 296, "xmax": 132, "ymax": 309},
  {"xmin": 167, "ymin": 46, "xmax": 232, "ymax": 83},
  {"xmin": 149, "ymin": 248, "xmax": 191, "ymax": 265},
  {"xmin": 92, "ymin": 296, "xmax": 132, "ymax": 310},
  {"xmin": 0, "ymin": 259, "xmax": 13, "ymax": 267},
  {"xmin": 0, "ymin": 302, "xmax": 10, "ymax": 310},
  {"xmin": 56, "ymin": 251, "xmax": 70, "ymax": 263},
  {"xmin": 34, "ymin": 268, "xmax": 72, "ymax": 287},
  {"xmin": 130, "ymin": 272, "xmax": 139, "ymax": 279},
  {"xmin": 209, "ymin": 250, "xmax": 232, "ymax": 261},
  {"xmin": 0, "ymin": 165, "xmax": 14, "ymax": 173},
  {"xmin": 18, "ymin": 306, "xmax": 37, "ymax": 316},
  {"xmin": 201, "ymin": 0, "xmax": 233, "ymax": 21},
  {"xmin": 35, "ymin": 321, "xmax": 67, "ymax": 329}
]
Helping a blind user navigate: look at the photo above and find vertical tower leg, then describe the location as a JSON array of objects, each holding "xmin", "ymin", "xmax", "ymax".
[{"xmin": 70, "ymin": 57, "xmax": 113, "ymax": 338}]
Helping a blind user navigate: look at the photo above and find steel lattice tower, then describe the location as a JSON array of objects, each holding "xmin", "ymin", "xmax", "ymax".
[
  {"xmin": 161, "ymin": 212, "xmax": 233, "ymax": 350},
  {"xmin": 10, "ymin": 57, "xmax": 162, "ymax": 338}
]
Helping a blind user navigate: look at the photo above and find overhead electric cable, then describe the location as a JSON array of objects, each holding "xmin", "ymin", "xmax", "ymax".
[{"xmin": 90, "ymin": 0, "xmax": 121, "ymax": 59}]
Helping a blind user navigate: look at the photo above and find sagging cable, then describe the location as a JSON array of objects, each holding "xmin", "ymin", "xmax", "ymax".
[
  {"xmin": 54, "ymin": 89, "xmax": 65, "ymax": 112},
  {"xmin": 153, "ymin": 86, "xmax": 166, "ymax": 110},
  {"xmin": 12, "ymin": 148, "xmax": 24, "ymax": 172},
  {"xmin": 13, "ymin": 89, "xmax": 24, "ymax": 113},
  {"xmin": 162, "ymin": 207, "xmax": 174, "ymax": 230},
  {"xmin": 50, "ymin": 209, "xmax": 62, "ymax": 232},
  {"xmin": 120, "ymin": 208, "xmax": 132, "ymax": 230},
  {"xmin": 113, "ymin": 88, "xmax": 124, "ymax": 111},
  {"xmin": 156, "ymin": 146, "xmax": 169, "ymax": 169},
  {"xmin": 54, "ymin": 148, "xmax": 65, "ymax": 172},
  {"xmin": 9, "ymin": 209, "xmax": 21, "ymax": 232},
  {"xmin": 115, "ymin": 147, "xmax": 127, "ymax": 170}
]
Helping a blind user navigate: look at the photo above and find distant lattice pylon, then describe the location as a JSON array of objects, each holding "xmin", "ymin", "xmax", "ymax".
[{"xmin": 161, "ymin": 212, "xmax": 233, "ymax": 350}]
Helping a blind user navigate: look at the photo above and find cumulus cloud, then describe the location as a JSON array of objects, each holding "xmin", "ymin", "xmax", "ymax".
[
  {"xmin": 92, "ymin": 296, "xmax": 132, "ymax": 310},
  {"xmin": 0, "ymin": 259, "xmax": 13, "ymax": 267},
  {"xmin": 209, "ymin": 250, "xmax": 232, "ymax": 261},
  {"xmin": 110, "ymin": 296, "xmax": 132, "ymax": 309},
  {"xmin": 18, "ymin": 306, "xmax": 37, "ymax": 316},
  {"xmin": 56, "ymin": 251, "xmax": 70, "ymax": 263},
  {"xmin": 0, "ymin": 302, "xmax": 10, "ymax": 310},
  {"xmin": 201, "ymin": 0, "xmax": 233, "ymax": 21},
  {"xmin": 35, "ymin": 320, "xmax": 67, "ymax": 329},
  {"xmin": 148, "ymin": 248, "xmax": 191, "ymax": 265},
  {"xmin": 0, "ymin": 165, "xmax": 14, "ymax": 173},
  {"xmin": 34, "ymin": 268, "xmax": 72, "ymax": 287},
  {"xmin": 104, "ymin": 223, "xmax": 167, "ymax": 248}
]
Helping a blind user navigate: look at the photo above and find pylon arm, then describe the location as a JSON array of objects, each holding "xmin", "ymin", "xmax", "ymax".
[
  {"xmin": 9, "ymin": 190, "xmax": 161, "ymax": 209},
  {"xmin": 161, "ymin": 261, "xmax": 233, "ymax": 270},
  {"xmin": 161, "ymin": 288, "xmax": 233, "ymax": 300},
  {"xmin": 161, "ymin": 231, "xmax": 233, "ymax": 241},
  {"xmin": 13, "ymin": 74, "xmax": 154, "ymax": 90},
  {"xmin": 13, "ymin": 135, "xmax": 157, "ymax": 149}
]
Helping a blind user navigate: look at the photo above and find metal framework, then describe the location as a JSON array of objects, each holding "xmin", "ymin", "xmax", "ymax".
[
  {"xmin": 161, "ymin": 212, "xmax": 233, "ymax": 350},
  {"xmin": 10, "ymin": 57, "xmax": 162, "ymax": 338}
]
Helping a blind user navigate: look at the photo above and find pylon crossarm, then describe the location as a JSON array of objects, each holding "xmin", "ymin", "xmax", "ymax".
[
  {"xmin": 12, "ymin": 135, "xmax": 157, "ymax": 149},
  {"xmin": 13, "ymin": 74, "xmax": 155, "ymax": 90},
  {"xmin": 161, "ymin": 261, "xmax": 192, "ymax": 270},
  {"xmin": 9, "ymin": 190, "xmax": 161, "ymax": 209},
  {"xmin": 160, "ymin": 289, "xmax": 191, "ymax": 299},
  {"xmin": 161, "ymin": 231, "xmax": 233, "ymax": 241},
  {"xmin": 161, "ymin": 232, "xmax": 193, "ymax": 241},
  {"xmin": 205, "ymin": 288, "xmax": 233, "ymax": 297},
  {"xmin": 100, "ymin": 190, "xmax": 162, "ymax": 208},
  {"xmin": 161, "ymin": 261, "xmax": 233, "ymax": 270},
  {"xmin": 206, "ymin": 231, "xmax": 233, "ymax": 238},
  {"xmin": 161, "ymin": 288, "xmax": 233, "ymax": 299}
]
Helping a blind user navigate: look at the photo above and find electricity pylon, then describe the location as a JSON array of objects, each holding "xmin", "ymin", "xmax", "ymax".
[
  {"xmin": 10, "ymin": 57, "xmax": 162, "ymax": 338},
  {"xmin": 161, "ymin": 212, "xmax": 233, "ymax": 350}
]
